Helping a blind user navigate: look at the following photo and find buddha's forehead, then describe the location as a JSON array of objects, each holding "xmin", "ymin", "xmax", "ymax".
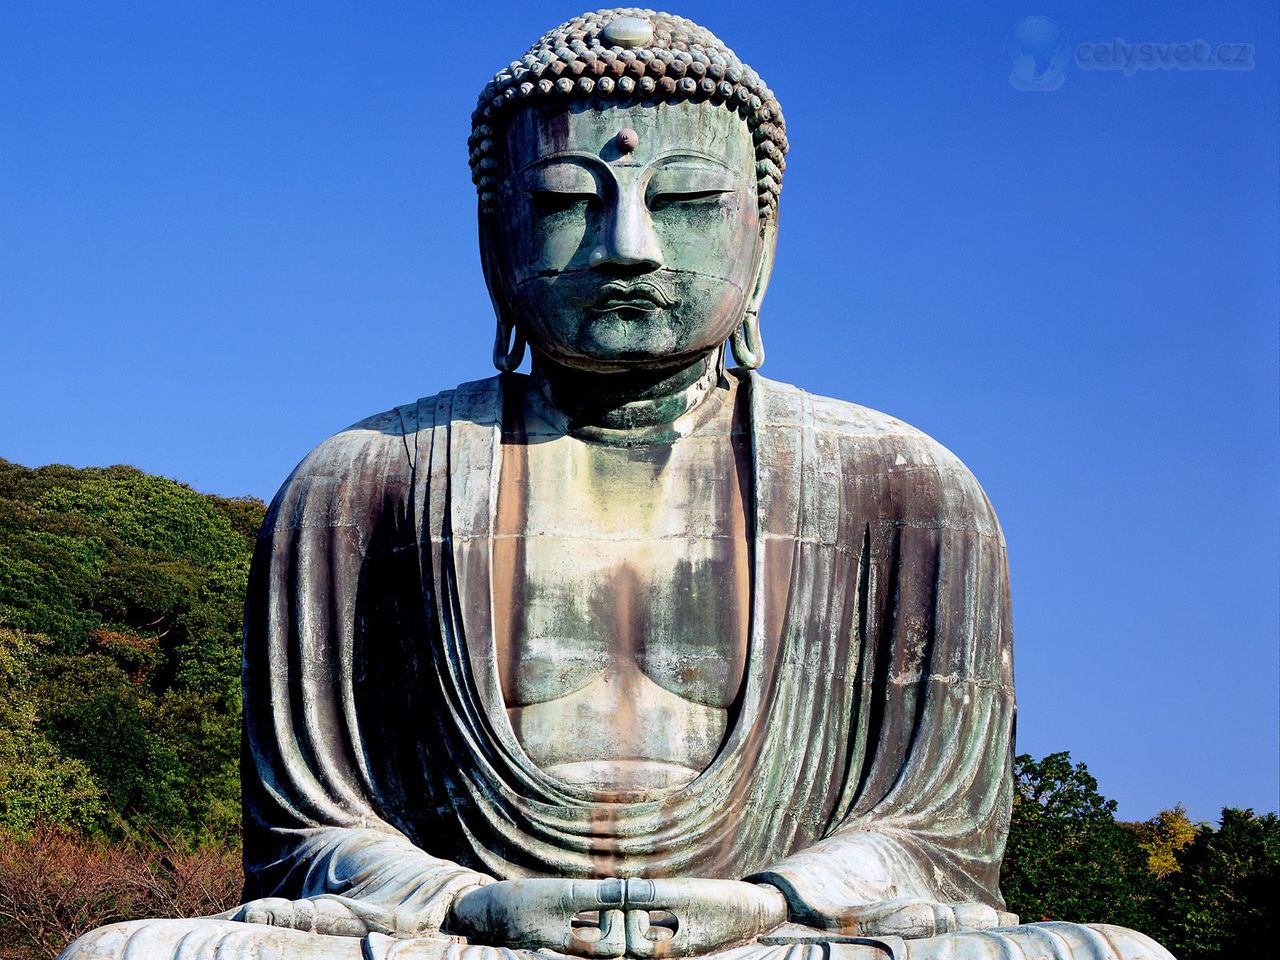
[{"xmin": 504, "ymin": 100, "xmax": 753, "ymax": 172}]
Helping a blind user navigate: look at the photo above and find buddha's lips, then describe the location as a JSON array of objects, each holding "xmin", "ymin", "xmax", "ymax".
[{"xmin": 588, "ymin": 280, "xmax": 678, "ymax": 311}]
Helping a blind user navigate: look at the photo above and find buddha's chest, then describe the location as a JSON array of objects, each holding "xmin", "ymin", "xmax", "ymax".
[{"xmin": 492, "ymin": 407, "xmax": 751, "ymax": 792}]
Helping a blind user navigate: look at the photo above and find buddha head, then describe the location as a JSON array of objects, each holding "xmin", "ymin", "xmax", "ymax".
[{"xmin": 469, "ymin": 9, "xmax": 789, "ymax": 376}]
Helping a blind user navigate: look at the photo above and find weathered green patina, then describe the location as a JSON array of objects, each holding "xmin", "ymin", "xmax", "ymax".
[{"xmin": 60, "ymin": 9, "xmax": 1175, "ymax": 960}]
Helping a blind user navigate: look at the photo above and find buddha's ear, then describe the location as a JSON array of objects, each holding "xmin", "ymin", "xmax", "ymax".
[
  {"xmin": 746, "ymin": 216, "xmax": 779, "ymax": 318},
  {"xmin": 478, "ymin": 216, "xmax": 526, "ymax": 372},
  {"xmin": 730, "ymin": 217, "xmax": 778, "ymax": 370},
  {"xmin": 478, "ymin": 216, "xmax": 509, "ymax": 315}
]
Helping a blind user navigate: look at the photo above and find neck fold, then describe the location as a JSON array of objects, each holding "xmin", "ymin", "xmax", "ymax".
[{"xmin": 530, "ymin": 350, "xmax": 725, "ymax": 445}]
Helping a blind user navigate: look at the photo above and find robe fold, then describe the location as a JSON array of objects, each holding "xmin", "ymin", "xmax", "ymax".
[{"xmin": 240, "ymin": 371, "xmax": 1016, "ymax": 933}]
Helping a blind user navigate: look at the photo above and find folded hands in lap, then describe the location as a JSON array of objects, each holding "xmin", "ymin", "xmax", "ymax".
[{"xmin": 230, "ymin": 880, "xmax": 1009, "ymax": 955}]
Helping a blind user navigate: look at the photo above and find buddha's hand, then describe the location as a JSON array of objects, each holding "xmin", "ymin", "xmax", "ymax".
[
  {"xmin": 224, "ymin": 895, "xmax": 398, "ymax": 937},
  {"xmin": 448, "ymin": 878, "xmax": 788, "ymax": 958},
  {"xmin": 835, "ymin": 899, "xmax": 1012, "ymax": 939},
  {"xmin": 448, "ymin": 879, "xmax": 623, "ymax": 956},
  {"xmin": 624, "ymin": 879, "xmax": 789, "ymax": 957}
]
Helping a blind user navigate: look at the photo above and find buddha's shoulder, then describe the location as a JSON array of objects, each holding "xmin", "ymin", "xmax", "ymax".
[
  {"xmin": 754, "ymin": 375, "xmax": 975, "ymax": 473},
  {"xmin": 753, "ymin": 375, "xmax": 1000, "ymax": 532},
  {"xmin": 293, "ymin": 377, "xmax": 501, "ymax": 472},
  {"xmin": 358, "ymin": 375, "xmax": 501, "ymax": 430}
]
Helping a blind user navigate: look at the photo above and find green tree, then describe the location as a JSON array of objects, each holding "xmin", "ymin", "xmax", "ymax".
[
  {"xmin": 1151, "ymin": 808, "xmax": 1280, "ymax": 960},
  {"xmin": 0, "ymin": 628, "xmax": 104, "ymax": 834},
  {"xmin": 1001, "ymin": 751, "xmax": 1154, "ymax": 929}
]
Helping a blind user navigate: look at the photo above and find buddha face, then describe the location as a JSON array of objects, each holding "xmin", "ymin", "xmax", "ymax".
[{"xmin": 484, "ymin": 99, "xmax": 772, "ymax": 372}]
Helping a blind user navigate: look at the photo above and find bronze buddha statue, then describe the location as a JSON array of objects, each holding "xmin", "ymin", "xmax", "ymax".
[{"xmin": 61, "ymin": 10, "xmax": 1174, "ymax": 960}]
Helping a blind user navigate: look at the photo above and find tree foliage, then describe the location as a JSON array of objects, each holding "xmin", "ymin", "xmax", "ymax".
[
  {"xmin": 0, "ymin": 628, "xmax": 103, "ymax": 835},
  {"xmin": 1002, "ymin": 752, "xmax": 1280, "ymax": 960},
  {"xmin": 1149, "ymin": 808, "xmax": 1280, "ymax": 960},
  {"xmin": 0, "ymin": 459, "xmax": 263, "ymax": 845},
  {"xmin": 1130, "ymin": 804, "xmax": 1197, "ymax": 880},
  {"xmin": 1001, "ymin": 751, "xmax": 1153, "ymax": 928}
]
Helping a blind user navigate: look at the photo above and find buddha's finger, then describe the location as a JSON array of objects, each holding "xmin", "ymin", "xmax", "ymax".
[
  {"xmin": 232, "ymin": 896, "xmax": 383, "ymax": 937},
  {"xmin": 313, "ymin": 897, "xmax": 396, "ymax": 937},
  {"xmin": 452, "ymin": 880, "xmax": 613, "ymax": 953},
  {"xmin": 637, "ymin": 879, "xmax": 786, "ymax": 930},
  {"xmin": 845, "ymin": 900, "xmax": 938, "ymax": 939},
  {"xmin": 621, "ymin": 884, "xmax": 784, "ymax": 957},
  {"xmin": 267, "ymin": 897, "xmax": 325, "ymax": 933},
  {"xmin": 235, "ymin": 898, "xmax": 299, "ymax": 928},
  {"xmin": 315, "ymin": 916, "xmax": 370, "ymax": 938},
  {"xmin": 488, "ymin": 878, "xmax": 609, "ymax": 915},
  {"xmin": 635, "ymin": 878, "xmax": 738, "ymax": 910},
  {"xmin": 949, "ymin": 903, "xmax": 999, "ymax": 932},
  {"xmin": 569, "ymin": 908, "xmax": 627, "ymax": 958}
]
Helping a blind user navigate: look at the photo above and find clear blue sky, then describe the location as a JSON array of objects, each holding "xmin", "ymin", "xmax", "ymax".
[{"xmin": 2, "ymin": 1, "xmax": 1276, "ymax": 823}]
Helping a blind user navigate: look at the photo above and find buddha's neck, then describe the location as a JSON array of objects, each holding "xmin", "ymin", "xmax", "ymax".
[{"xmin": 530, "ymin": 351, "xmax": 722, "ymax": 438}]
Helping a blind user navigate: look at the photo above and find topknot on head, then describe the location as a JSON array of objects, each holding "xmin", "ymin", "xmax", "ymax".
[{"xmin": 468, "ymin": 8, "xmax": 788, "ymax": 219}]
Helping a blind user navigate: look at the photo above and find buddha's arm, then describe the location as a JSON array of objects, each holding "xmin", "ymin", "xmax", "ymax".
[
  {"xmin": 234, "ymin": 828, "xmax": 492, "ymax": 936},
  {"xmin": 238, "ymin": 408, "xmax": 492, "ymax": 936},
  {"xmin": 748, "ymin": 459, "xmax": 1016, "ymax": 937},
  {"xmin": 747, "ymin": 832, "xmax": 1010, "ymax": 937}
]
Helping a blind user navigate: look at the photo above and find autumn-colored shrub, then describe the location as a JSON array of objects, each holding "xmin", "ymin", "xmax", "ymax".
[{"xmin": 0, "ymin": 826, "xmax": 241, "ymax": 960}]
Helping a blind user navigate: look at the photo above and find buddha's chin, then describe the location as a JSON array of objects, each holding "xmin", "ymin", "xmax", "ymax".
[
  {"xmin": 568, "ymin": 312, "xmax": 686, "ymax": 366},
  {"xmin": 547, "ymin": 311, "xmax": 735, "ymax": 371}
]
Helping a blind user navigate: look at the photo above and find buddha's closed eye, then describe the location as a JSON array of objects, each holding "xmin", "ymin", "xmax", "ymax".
[{"xmin": 530, "ymin": 189, "xmax": 602, "ymax": 214}]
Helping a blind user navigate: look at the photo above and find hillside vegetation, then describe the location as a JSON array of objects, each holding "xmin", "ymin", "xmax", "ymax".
[
  {"xmin": 0, "ymin": 458, "xmax": 262, "ymax": 844},
  {"xmin": 0, "ymin": 458, "xmax": 1274, "ymax": 960}
]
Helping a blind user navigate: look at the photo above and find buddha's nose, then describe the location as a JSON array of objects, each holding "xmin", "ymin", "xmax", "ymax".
[{"xmin": 589, "ymin": 188, "xmax": 663, "ymax": 273}]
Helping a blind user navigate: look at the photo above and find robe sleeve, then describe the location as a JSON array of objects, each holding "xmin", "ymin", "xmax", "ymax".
[
  {"xmin": 747, "ymin": 420, "xmax": 1016, "ymax": 929},
  {"xmin": 240, "ymin": 405, "xmax": 492, "ymax": 934}
]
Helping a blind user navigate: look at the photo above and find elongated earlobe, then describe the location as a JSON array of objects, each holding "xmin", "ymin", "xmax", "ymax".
[
  {"xmin": 479, "ymin": 221, "xmax": 526, "ymax": 372},
  {"xmin": 730, "ymin": 310, "xmax": 765, "ymax": 369},
  {"xmin": 730, "ymin": 220, "xmax": 777, "ymax": 370},
  {"xmin": 492, "ymin": 317, "xmax": 526, "ymax": 373}
]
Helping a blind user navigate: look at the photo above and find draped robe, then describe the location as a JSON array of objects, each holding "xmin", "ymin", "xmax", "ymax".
[{"xmin": 240, "ymin": 371, "xmax": 1016, "ymax": 926}]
